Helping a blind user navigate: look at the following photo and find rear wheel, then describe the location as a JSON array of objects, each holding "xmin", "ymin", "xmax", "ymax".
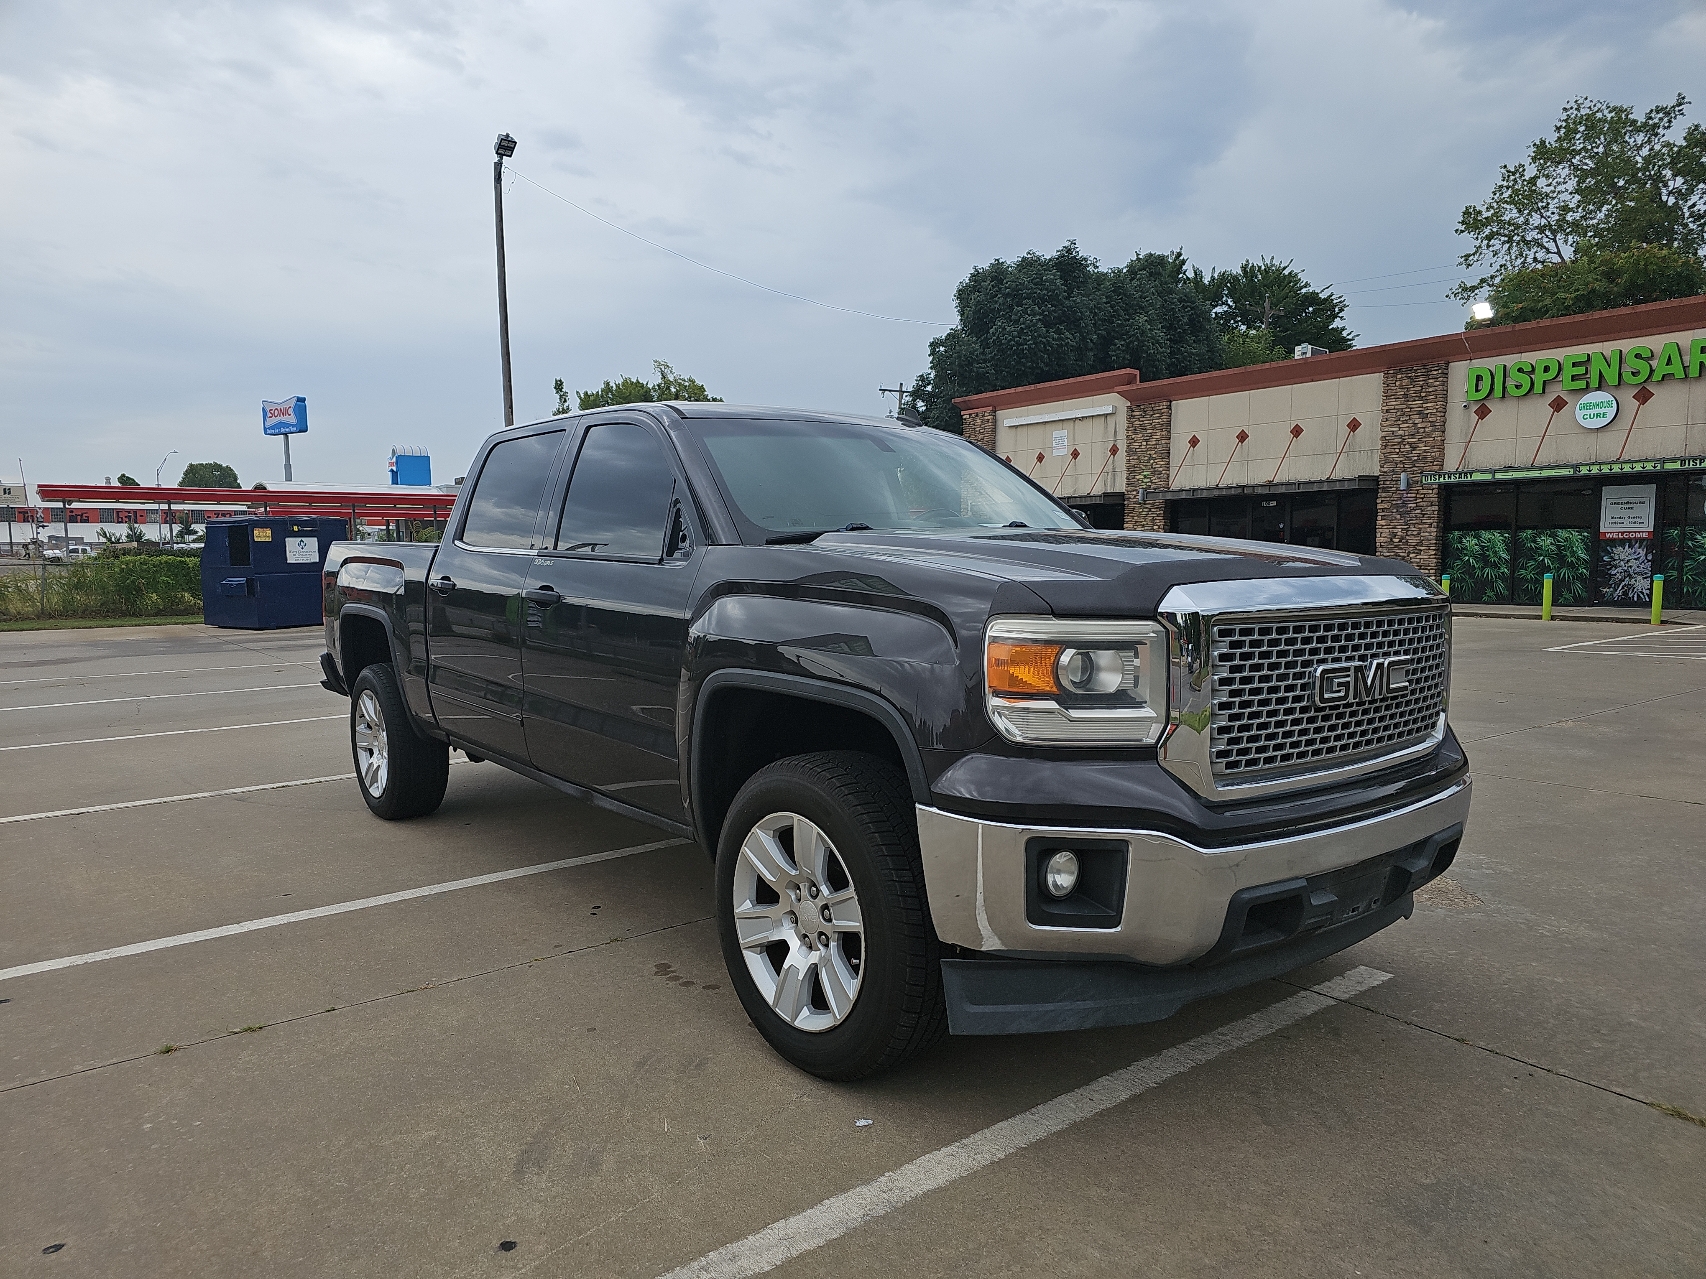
[
  {"xmin": 716, "ymin": 752, "xmax": 946, "ymax": 1080},
  {"xmin": 349, "ymin": 664, "xmax": 448, "ymax": 820}
]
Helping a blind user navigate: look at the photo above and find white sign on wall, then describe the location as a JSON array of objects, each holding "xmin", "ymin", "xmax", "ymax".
[
  {"xmin": 1051, "ymin": 429, "xmax": 1070, "ymax": 456},
  {"xmin": 1599, "ymin": 484, "xmax": 1655, "ymax": 540},
  {"xmin": 284, "ymin": 535, "xmax": 318, "ymax": 564},
  {"xmin": 1576, "ymin": 391, "xmax": 1618, "ymax": 430}
]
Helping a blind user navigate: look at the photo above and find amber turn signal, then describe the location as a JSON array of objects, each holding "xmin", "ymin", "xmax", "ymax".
[{"xmin": 987, "ymin": 641, "xmax": 1062, "ymax": 695}]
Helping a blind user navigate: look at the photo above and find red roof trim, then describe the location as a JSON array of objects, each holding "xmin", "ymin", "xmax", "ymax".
[
  {"xmin": 36, "ymin": 484, "xmax": 457, "ymax": 511},
  {"xmin": 949, "ymin": 295, "xmax": 1706, "ymax": 412},
  {"xmin": 952, "ymin": 368, "xmax": 1141, "ymax": 412}
]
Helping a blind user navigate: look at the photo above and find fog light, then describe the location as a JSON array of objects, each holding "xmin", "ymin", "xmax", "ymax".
[{"xmin": 1042, "ymin": 850, "xmax": 1080, "ymax": 899}]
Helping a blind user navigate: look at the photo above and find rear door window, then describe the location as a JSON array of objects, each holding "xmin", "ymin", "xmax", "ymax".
[
  {"xmin": 554, "ymin": 423, "xmax": 677, "ymax": 559},
  {"xmin": 460, "ymin": 431, "xmax": 563, "ymax": 549}
]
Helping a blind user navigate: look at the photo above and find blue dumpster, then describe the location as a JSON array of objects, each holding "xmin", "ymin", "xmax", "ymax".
[{"xmin": 200, "ymin": 516, "xmax": 348, "ymax": 629}]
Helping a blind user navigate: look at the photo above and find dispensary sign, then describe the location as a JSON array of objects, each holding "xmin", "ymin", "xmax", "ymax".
[
  {"xmin": 1465, "ymin": 339, "xmax": 1706, "ymax": 400},
  {"xmin": 1575, "ymin": 390, "xmax": 1617, "ymax": 428}
]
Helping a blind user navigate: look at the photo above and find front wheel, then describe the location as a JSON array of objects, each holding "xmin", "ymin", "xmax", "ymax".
[
  {"xmin": 715, "ymin": 752, "xmax": 946, "ymax": 1080},
  {"xmin": 349, "ymin": 664, "xmax": 449, "ymax": 820}
]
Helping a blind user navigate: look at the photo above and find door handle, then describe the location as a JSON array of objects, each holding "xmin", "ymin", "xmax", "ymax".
[
  {"xmin": 523, "ymin": 586, "xmax": 562, "ymax": 604},
  {"xmin": 428, "ymin": 575, "xmax": 456, "ymax": 596}
]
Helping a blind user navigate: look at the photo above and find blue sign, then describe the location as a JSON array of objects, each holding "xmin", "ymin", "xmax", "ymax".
[{"xmin": 262, "ymin": 397, "xmax": 308, "ymax": 436}]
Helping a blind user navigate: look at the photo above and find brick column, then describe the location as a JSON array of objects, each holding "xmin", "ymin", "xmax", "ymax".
[
  {"xmin": 961, "ymin": 407, "xmax": 995, "ymax": 452},
  {"xmin": 1375, "ymin": 362, "xmax": 1448, "ymax": 576},
  {"xmin": 1123, "ymin": 401, "xmax": 1171, "ymax": 531}
]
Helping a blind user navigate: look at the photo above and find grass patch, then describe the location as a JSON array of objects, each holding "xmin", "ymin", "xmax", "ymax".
[
  {"xmin": 1648, "ymin": 1100, "xmax": 1706, "ymax": 1129},
  {"xmin": 155, "ymin": 1044, "xmax": 178, "ymax": 1054},
  {"xmin": 0, "ymin": 614, "xmax": 206, "ymax": 632}
]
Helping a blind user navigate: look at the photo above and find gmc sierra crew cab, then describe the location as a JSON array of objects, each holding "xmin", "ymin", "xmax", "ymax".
[{"xmin": 319, "ymin": 402, "xmax": 1470, "ymax": 1079}]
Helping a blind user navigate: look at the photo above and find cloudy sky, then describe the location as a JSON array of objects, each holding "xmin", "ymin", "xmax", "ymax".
[{"xmin": 3, "ymin": 0, "xmax": 1703, "ymax": 490}]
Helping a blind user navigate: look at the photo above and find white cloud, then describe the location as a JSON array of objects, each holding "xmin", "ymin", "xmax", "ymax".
[{"xmin": 1, "ymin": 0, "xmax": 1701, "ymax": 486}]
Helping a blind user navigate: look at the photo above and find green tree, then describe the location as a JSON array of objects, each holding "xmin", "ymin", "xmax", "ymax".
[
  {"xmin": 1197, "ymin": 258, "xmax": 1355, "ymax": 356},
  {"xmin": 1218, "ymin": 326, "xmax": 1287, "ymax": 368},
  {"xmin": 910, "ymin": 243, "xmax": 1222, "ymax": 433},
  {"xmin": 178, "ymin": 461, "xmax": 240, "ymax": 488},
  {"xmin": 115, "ymin": 473, "xmax": 139, "ymax": 486},
  {"xmin": 1453, "ymin": 94, "xmax": 1706, "ymax": 320},
  {"xmin": 555, "ymin": 360, "xmax": 722, "ymax": 414},
  {"xmin": 1478, "ymin": 244, "xmax": 1706, "ymax": 326}
]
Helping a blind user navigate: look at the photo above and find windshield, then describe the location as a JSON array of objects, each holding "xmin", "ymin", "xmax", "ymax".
[{"xmin": 690, "ymin": 418, "xmax": 1080, "ymax": 543}]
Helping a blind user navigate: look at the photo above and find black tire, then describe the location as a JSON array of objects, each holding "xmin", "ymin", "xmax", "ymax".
[
  {"xmin": 349, "ymin": 664, "xmax": 449, "ymax": 820},
  {"xmin": 715, "ymin": 751, "xmax": 947, "ymax": 1080}
]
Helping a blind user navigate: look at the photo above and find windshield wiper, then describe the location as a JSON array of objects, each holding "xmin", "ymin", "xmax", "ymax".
[{"xmin": 764, "ymin": 522, "xmax": 873, "ymax": 545}]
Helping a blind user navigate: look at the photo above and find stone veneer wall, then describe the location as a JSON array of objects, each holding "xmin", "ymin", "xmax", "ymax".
[
  {"xmin": 961, "ymin": 408, "xmax": 996, "ymax": 452},
  {"xmin": 1375, "ymin": 362, "xmax": 1448, "ymax": 576},
  {"xmin": 1123, "ymin": 401, "xmax": 1171, "ymax": 531}
]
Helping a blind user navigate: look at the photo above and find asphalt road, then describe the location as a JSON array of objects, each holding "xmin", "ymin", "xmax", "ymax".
[{"xmin": 2, "ymin": 618, "xmax": 1702, "ymax": 1277}]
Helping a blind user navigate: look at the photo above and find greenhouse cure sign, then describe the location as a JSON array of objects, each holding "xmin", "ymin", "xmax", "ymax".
[
  {"xmin": 1575, "ymin": 390, "xmax": 1617, "ymax": 429},
  {"xmin": 1465, "ymin": 339, "xmax": 1706, "ymax": 401}
]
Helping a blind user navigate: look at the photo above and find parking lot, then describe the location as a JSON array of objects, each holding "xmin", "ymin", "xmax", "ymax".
[{"xmin": 2, "ymin": 617, "xmax": 1702, "ymax": 1277}]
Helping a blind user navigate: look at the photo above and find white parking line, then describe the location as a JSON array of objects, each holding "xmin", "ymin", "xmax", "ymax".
[
  {"xmin": 0, "ymin": 772, "xmax": 357, "ymax": 824},
  {"xmin": 655, "ymin": 967, "xmax": 1392, "ymax": 1279},
  {"xmin": 1546, "ymin": 624, "xmax": 1706, "ymax": 657},
  {"xmin": 0, "ymin": 837, "xmax": 688, "ymax": 983},
  {"xmin": 0, "ymin": 682, "xmax": 320, "ymax": 712},
  {"xmin": 0, "ymin": 661, "xmax": 314, "ymax": 687},
  {"xmin": 0, "ymin": 715, "xmax": 343, "ymax": 753}
]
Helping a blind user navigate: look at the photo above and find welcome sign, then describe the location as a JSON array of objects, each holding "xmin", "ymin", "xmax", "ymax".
[{"xmin": 262, "ymin": 397, "xmax": 308, "ymax": 435}]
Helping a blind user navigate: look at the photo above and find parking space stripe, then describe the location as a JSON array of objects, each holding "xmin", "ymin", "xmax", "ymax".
[
  {"xmin": 0, "ymin": 715, "xmax": 343, "ymax": 753},
  {"xmin": 0, "ymin": 837, "xmax": 688, "ymax": 983},
  {"xmin": 0, "ymin": 661, "xmax": 315, "ymax": 687},
  {"xmin": 0, "ymin": 682, "xmax": 320, "ymax": 712},
  {"xmin": 0, "ymin": 772, "xmax": 357, "ymax": 824},
  {"xmin": 655, "ymin": 967, "xmax": 1392, "ymax": 1279}
]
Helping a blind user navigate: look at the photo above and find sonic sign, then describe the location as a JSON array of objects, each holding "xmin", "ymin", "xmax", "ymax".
[
  {"xmin": 262, "ymin": 397, "xmax": 309, "ymax": 435},
  {"xmin": 1465, "ymin": 340, "xmax": 1706, "ymax": 401}
]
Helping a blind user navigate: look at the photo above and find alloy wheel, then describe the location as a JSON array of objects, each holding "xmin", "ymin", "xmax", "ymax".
[
  {"xmin": 354, "ymin": 688, "xmax": 389, "ymax": 798},
  {"xmin": 732, "ymin": 811, "xmax": 864, "ymax": 1032}
]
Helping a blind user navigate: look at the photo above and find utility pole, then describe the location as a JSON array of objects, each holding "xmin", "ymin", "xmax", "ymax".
[
  {"xmin": 493, "ymin": 133, "xmax": 518, "ymax": 428},
  {"xmin": 878, "ymin": 378, "xmax": 912, "ymax": 418}
]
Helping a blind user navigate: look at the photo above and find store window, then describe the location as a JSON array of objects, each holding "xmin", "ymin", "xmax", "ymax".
[
  {"xmin": 1168, "ymin": 489, "xmax": 1375, "ymax": 555},
  {"xmin": 1442, "ymin": 486, "xmax": 1516, "ymax": 604},
  {"xmin": 1514, "ymin": 482, "xmax": 1595, "ymax": 606}
]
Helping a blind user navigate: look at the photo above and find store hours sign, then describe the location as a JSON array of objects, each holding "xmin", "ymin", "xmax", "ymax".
[{"xmin": 1598, "ymin": 484, "xmax": 1655, "ymax": 541}]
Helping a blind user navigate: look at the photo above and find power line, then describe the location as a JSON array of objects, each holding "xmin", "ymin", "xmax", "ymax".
[
  {"xmin": 507, "ymin": 167, "xmax": 954, "ymax": 327},
  {"xmin": 1322, "ymin": 262, "xmax": 1460, "ymax": 289}
]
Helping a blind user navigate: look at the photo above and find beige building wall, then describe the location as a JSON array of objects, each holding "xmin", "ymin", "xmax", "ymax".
[
  {"xmin": 1168, "ymin": 373, "xmax": 1383, "ymax": 490},
  {"xmin": 994, "ymin": 394, "xmax": 1129, "ymax": 497},
  {"xmin": 1442, "ymin": 324, "xmax": 1706, "ymax": 473}
]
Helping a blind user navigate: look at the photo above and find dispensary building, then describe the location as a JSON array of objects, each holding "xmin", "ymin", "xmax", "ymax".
[{"xmin": 953, "ymin": 295, "xmax": 1706, "ymax": 608}]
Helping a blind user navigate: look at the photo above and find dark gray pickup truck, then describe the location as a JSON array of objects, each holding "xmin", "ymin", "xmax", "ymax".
[{"xmin": 319, "ymin": 402, "xmax": 1470, "ymax": 1079}]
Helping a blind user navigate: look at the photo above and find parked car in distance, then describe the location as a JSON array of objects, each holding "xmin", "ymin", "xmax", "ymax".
[{"xmin": 318, "ymin": 402, "xmax": 1470, "ymax": 1079}]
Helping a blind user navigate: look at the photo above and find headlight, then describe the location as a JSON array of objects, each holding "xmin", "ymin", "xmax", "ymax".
[{"xmin": 984, "ymin": 617, "xmax": 1167, "ymax": 746}]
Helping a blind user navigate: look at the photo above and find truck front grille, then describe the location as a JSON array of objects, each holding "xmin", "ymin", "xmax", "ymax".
[{"xmin": 1209, "ymin": 607, "xmax": 1449, "ymax": 781}]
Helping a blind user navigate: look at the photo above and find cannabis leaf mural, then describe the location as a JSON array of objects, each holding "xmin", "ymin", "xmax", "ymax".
[
  {"xmin": 1600, "ymin": 540, "xmax": 1654, "ymax": 603},
  {"xmin": 1515, "ymin": 529, "xmax": 1592, "ymax": 605},
  {"xmin": 1444, "ymin": 530, "xmax": 1513, "ymax": 603}
]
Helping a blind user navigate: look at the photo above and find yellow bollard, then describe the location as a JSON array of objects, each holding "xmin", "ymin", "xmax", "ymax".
[
  {"xmin": 1441, "ymin": 573, "xmax": 1451, "ymax": 596},
  {"xmin": 1652, "ymin": 574, "xmax": 1664, "ymax": 626},
  {"xmin": 1541, "ymin": 572, "xmax": 1553, "ymax": 621}
]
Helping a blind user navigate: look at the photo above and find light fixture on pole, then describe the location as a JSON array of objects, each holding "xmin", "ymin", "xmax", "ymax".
[
  {"xmin": 156, "ymin": 451, "xmax": 178, "ymax": 542},
  {"xmin": 493, "ymin": 133, "xmax": 518, "ymax": 428}
]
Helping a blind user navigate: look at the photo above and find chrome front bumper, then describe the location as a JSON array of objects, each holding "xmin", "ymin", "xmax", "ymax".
[{"xmin": 917, "ymin": 776, "xmax": 1471, "ymax": 967}]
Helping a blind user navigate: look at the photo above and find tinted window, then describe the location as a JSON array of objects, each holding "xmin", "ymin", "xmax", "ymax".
[
  {"xmin": 555, "ymin": 423, "xmax": 676, "ymax": 558},
  {"xmin": 460, "ymin": 432, "xmax": 563, "ymax": 549}
]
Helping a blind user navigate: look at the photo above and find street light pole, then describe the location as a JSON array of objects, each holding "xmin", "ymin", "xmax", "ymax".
[
  {"xmin": 493, "ymin": 133, "xmax": 518, "ymax": 428},
  {"xmin": 156, "ymin": 451, "xmax": 178, "ymax": 543}
]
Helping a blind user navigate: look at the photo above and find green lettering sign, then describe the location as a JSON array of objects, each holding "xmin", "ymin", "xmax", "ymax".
[
  {"xmin": 1651, "ymin": 340, "xmax": 1687, "ymax": 382},
  {"xmin": 1589, "ymin": 349, "xmax": 1620, "ymax": 388},
  {"xmin": 1464, "ymin": 339, "xmax": 1699, "ymax": 401}
]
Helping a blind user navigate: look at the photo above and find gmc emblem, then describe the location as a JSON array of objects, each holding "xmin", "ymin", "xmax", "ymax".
[{"xmin": 1314, "ymin": 656, "xmax": 1412, "ymax": 708}]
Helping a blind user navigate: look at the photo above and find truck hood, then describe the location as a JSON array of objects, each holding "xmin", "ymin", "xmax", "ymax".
[{"xmin": 796, "ymin": 529, "xmax": 1419, "ymax": 616}]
